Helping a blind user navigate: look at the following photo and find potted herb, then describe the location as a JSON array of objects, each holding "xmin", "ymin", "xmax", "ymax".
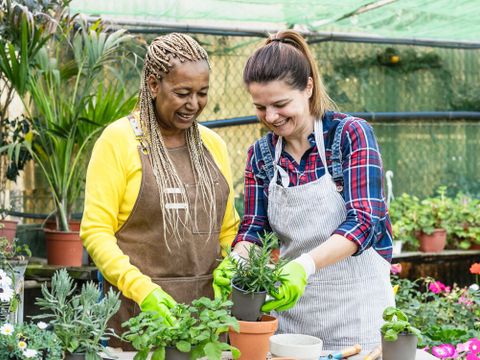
[
  {"xmin": 227, "ymin": 233, "xmax": 285, "ymax": 360},
  {"xmin": 230, "ymin": 232, "xmax": 286, "ymax": 321},
  {"xmin": 34, "ymin": 269, "xmax": 121, "ymax": 360},
  {"xmin": 389, "ymin": 193, "xmax": 421, "ymax": 252},
  {"xmin": 381, "ymin": 306, "xmax": 422, "ymax": 360},
  {"xmin": 0, "ymin": 322, "xmax": 63, "ymax": 359},
  {"xmin": 122, "ymin": 297, "xmax": 240, "ymax": 360}
]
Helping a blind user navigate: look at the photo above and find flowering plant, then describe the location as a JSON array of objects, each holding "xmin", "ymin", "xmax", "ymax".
[
  {"xmin": 0, "ymin": 322, "xmax": 63, "ymax": 359},
  {"xmin": 0, "ymin": 268, "xmax": 19, "ymax": 323},
  {"xmin": 392, "ymin": 262, "xmax": 480, "ymax": 358}
]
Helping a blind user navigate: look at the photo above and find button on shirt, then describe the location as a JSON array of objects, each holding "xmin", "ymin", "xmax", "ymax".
[{"xmin": 233, "ymin": 111, "xmax": 393, "ymax": 262}]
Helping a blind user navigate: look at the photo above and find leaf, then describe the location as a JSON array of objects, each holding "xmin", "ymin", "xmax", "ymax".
[
  {"xmin": 134, "ymin": 349, "xmax": 149, "ymax": 360},
  {"xmin": 151, "ymin": 347, "xmax": 165, "ymax": 360},
  {"xmin": 176, "ymin": 341, "xmax": 191, "ymax": 352},
  {"xmin": 204, "ymin": 342, "xmax": 222, "ymax": 360}
]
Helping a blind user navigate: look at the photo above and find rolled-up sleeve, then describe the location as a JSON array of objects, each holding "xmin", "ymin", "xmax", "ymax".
[
  {"xmin": 233, "ymin": 145, "xmax": 271, "ymax": 247},
  {"xmin": 333, "ymin": 119, "xmax": 387, "ymax": 255}
]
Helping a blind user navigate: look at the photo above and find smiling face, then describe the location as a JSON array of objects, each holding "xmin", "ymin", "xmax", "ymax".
[
  {"xmin": 148, "ymin": 58, "xmax": 209, "ymax": 137},
  {"xmin": 248, "ymin": 79, "xmax": 314, "ymax": 142}
]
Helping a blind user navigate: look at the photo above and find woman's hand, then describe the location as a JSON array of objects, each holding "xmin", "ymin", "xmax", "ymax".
[
  {"xmin": 261, "ymin": 261, "xmax": 308, "ymax": 312},
  {"xmin": 140, "ymin": 287, "xmax": 177, "ymax": 325}
]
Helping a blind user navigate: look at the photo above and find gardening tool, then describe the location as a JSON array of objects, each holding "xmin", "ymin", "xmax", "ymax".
[
  {"xmin": 363, "ymin": 345, "xmax": 382, "ymax": 360},
  {"xmin": 318, "ymin": 344, "xmax": 362, "ymax": 359}
]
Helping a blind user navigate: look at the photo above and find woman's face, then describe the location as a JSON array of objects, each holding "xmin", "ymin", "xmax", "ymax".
[
  {"xmin": 247, "ymin": 79, "xmax": 314, "ymax": 141},
  {"xmin": 148, "ymin": 58, "xmax": 209, "ymax": 136}
]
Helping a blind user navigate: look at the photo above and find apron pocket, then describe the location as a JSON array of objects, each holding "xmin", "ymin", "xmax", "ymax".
[{"xmin": 152, "ymin": 273, "xmax": 214, "ymax": 304}]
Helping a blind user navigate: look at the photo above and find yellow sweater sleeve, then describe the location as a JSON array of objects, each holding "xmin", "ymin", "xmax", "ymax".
[
  {"xmin": 80, "ymin": 117, "xmax": 157, "ymax": 305},
  {"xmin": 199, "ymin": 125, "xmax": 240, "ymax": 254}
]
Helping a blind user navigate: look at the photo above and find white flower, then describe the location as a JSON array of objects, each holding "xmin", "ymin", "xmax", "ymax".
[
  {"xmin": 469, "ymin": 283, "xmax": 479, "ymax": 292},
  {"xmin": 0, "ymin": 323, "xmax": 14, "ymax": 335},
  {"xmin": 37, "ymin": 321, "xmax": 48, "ymax": 330},
  {"xmin": 18, "ymin": 340, "xmax": 27, "ymax": 350},
  {"xmin": 23, "ymin": 349, "xmax": 38, "ymax": 358},
  {"xmin": 0, "ymin": 269, "xmax": 12, "ymax": 286},
  {"xmin": 0, "ymin": 283, "xmax": 14, "ymax": 302}
]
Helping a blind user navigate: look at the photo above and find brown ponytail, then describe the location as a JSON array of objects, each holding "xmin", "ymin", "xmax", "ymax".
[{"xmin": 244, "ymin": 30, "xmax": 335, "ymax": 118}]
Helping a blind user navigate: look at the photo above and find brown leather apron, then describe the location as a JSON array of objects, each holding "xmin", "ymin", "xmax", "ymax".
[{"xmin": 105, "ymin": 128, "xmax": 229, "ymax": 349}]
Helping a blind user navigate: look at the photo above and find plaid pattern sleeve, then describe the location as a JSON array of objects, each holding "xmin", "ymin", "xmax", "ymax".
[
  {"xmin": 332, "ymin": 117, "xmax": 393, "ymax": 262},
  {"xmin": 232, "ymin": 144, "xmax": 271, "ymax": 247},
  {"xmin": 233, "ymin": 112, "xmax": 393, "ymax": 261}
]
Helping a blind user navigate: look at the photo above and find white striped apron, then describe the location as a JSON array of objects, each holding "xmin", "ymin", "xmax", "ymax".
[{"xmin": 267, "ymin": 118, "xmax": 394, "ymax": 350}]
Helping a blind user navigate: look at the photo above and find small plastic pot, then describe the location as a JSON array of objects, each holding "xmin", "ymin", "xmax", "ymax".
[
  {"xmin": 165, "ymin": 346, "xmax": 192, "ymax": 360},
  {"xmin": 382, "ymin": 333, "xmax": 418, "ymax": 360},
  {"xmin": 231, "ymin": 282, "xmax": 267, "ymax": 321}
]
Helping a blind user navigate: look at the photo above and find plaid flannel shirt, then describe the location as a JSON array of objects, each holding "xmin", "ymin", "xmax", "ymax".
[{"xmin": 233, "ymin": 111, "xmax": 393, "ymax": 262}]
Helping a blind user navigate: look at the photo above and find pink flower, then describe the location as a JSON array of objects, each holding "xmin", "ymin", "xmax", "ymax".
[
  {"xmin": 469, "ymin": 338, "xmax": 480, "ymax": 354},
  {"xmin": 429, "ymin": 281, "xmax": 451, "ymax": 294},
  {"xmin": 458, "ymin": 294, "xmax": 474, "ymax": 308},
  {"xmin": 390, "ymin": 263, "xmax": 402, "ymax": 275},
  {"xmin": 466, "ymin": 353, "xmax": 480, "ymax": 360},
  {"xmin": 457, "ymin": 342, "xmax": 469, "ymax": 353},
  {"xmin": 432, "ymin": 344, "xmax": 457, "ymax": 358}
]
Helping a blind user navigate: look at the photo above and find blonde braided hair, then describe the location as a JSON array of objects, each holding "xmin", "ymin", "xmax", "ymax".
[{"xmin": 138, "ymin": 33, "xmax": 217, "ymax": 250}]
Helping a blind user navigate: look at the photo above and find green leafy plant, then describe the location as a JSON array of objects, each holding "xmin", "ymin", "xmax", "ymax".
[
  {"xmin": 231, "ymin": 232, "xmax": 287, "ymax": 294},
  {"xmin": 1, "ymin": 5, "xmax": 138, "ymax": 231},
  {"xmin": 122, "ymin": 297, "xmax": 240, "ymax": 360},
  {"xmin": 381, "ymin": 306, "xmax": 422, "ymax": 342},
  {"xmin": 416, "ymin": 186, "xmax": 453, "ymax": 236},
  {"xmin": 34, "ymin": 268, "xmax": 121, "ymax": 359},
  {"xmin": 0, "ymin": 322, "xmax": 63, "ymax": 359},
  {"xmin": 450, "ymin": 193, "xmax": 480, "ymax": 249},
  {"xmin": 391, "ymin": 274, "xmax": 479, "ymax": 346}
]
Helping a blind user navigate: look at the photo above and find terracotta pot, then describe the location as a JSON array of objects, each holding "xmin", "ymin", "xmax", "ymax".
[
  {"xmin": 45, "ymin": 229, "xmax": 83, "ymax": 266},
  {"xmin": 0, "ymin": 219, "xmax": 18, "ymax": 250},
  {"xmin": 45, "ymin": 218, "xmax": 81, "ymax": 231},
  {"xmin": 229, "ymin": 314, "xmax": 278, "ymax": 360},
  {"xmin": 417, "ymin": 229, "xmax": 446, "ymax": 252},
  {"xmin": 231, "ymin": 283, "xmax": 267, "ymax": 321},
  {"xmin": 382, "ymin": 333, "xmax": 418, "ymax": 360},
  {"xmin": 469, "ymin": 242, "xmax": 480, "ymax": 250}
]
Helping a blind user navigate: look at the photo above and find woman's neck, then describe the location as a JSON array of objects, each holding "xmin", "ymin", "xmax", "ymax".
[{"xmin": 162, "ymin": 130, "xmax": 187, "ymax": 148}]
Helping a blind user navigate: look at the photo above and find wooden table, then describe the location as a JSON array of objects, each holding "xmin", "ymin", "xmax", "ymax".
[{"xmin": 105, "ymin": 349, "xmax": 437, "ymax": 359}]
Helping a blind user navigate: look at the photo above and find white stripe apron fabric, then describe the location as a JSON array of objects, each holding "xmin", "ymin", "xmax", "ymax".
[{"xmin": 267, "ymin": 119, "xmax": 394, "ymax": 350}]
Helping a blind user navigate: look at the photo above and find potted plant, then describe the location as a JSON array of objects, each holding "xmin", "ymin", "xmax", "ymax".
[
  {"xmin": 415, "ymin": 187, "xmax": 453, "ymax": 252},
  {"xmin": 381, "ymin": 306, "xmax": 422, "ymax": 360},
  {"xmin": 229, "ymin": 232, "xmax": 286, "ymax": 321},
  {"xmin": 389, "ymin": 193, "xmax": 421, "ymax": 252},
  {"xmin": 451, "ymin": 193, "xmax": 480, "ymax": 250},
  {"xmin": 0, "ymin": 234, "xmax": 31, "ymax": 324},
  {"xmin": 0, "ymin": 322, "xmax": 63, "ymax": 359},
  {"xmin": 33, "ymin": 268, "xmax": 121, "ymax": 359},
  {"xmin": 122, "ymin": 297, "xmax": 240, "ymax": 360},
  {"xmin": 227, "ymin": 232, "xmax": 285, "ymax": 360},
  {"xmin": 1, "ymin": 2, "xmax": 137, "ymax": 265}
]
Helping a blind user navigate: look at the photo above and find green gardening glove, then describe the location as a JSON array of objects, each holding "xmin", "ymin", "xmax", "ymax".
[
  {"xmin": 261, "ymin": 260, "xmax": 308, "ymax": 312},
  {"xmin": 140, "ymin": 288, "xmax": 177, "ymax": 325},
  {"xmin": 212, "ymin": 255, "xmax": 236, "ymax": 300}
]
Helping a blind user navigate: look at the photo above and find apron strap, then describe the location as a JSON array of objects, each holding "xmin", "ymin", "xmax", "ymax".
[
  {"xmin": 258, "ymin": 136, "xmax": 276, "ymax": 183},
  {"xmin": 330, "ymin": 117, "xmax": 352, "ymax": 193},
  {"xmin": 128, "ymin": 114, "xmax": 149, "ymax": 153}
]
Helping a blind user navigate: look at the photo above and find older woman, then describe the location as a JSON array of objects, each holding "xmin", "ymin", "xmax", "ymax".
[{"xmin": 81, "ymin": 33, "xmax": 239, "ymax": 349}]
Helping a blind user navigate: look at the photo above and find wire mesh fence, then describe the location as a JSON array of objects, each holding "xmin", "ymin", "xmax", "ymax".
[{"xmin": 11, "ymin": 35, "xmax": 480, "ymax": 216}]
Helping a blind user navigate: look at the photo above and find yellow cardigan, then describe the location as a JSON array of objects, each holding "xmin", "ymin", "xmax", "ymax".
[{"xmin": 80, "ymin": 116, "xmax": 239, "ymax": 305}]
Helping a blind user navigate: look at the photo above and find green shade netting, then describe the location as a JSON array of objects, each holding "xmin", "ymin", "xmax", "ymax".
[{"xmin": 70, "ymin": 0, "xmax": 480, "ymax": 43}]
